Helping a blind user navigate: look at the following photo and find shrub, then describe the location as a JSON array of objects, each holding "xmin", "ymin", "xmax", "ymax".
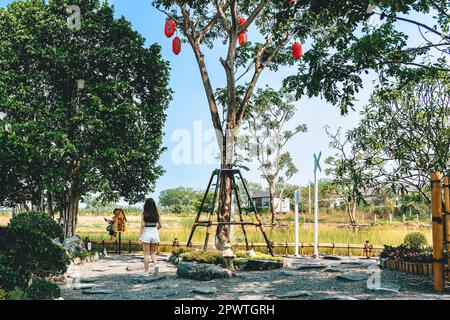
[
  {"xmin": 7, "ymin": 287, "xmax": 25, "ymax": 300},
  {"xmin": 180, "ymin": 250, "xmax": 223, "ymax": 264},
  {"xmin": 235, "ymin": 250, "xmax": 284, "ymax": 262},
  {"xmin": 24, "ymin": 279, "xmax": 61, "ymax": 300},
  {"xmin": 172, "ymin": 247, "xmax": 195, "ymax": 257},
  {"xmin": 0, "ymin": 288, "xmax": 6, "ymax": 300},
  {"xmin": 404, "ymin": 232, "xmax": 428, "ymax": 249},
  {"xmin": 232, "ymin": 257, "xmax": 248, "ymax": 266},
  {"xmin": 0, "ymin": 214, "xmax": 69, "ymax": 289},
  {"xmin": 8, "ymin": 212, "xmax": 64, "ymax": 241}
]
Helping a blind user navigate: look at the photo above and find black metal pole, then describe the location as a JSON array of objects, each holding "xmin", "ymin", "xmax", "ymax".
[{"xmin": 118, "ymin": 232, "xmax": 121, "ymax": 254}]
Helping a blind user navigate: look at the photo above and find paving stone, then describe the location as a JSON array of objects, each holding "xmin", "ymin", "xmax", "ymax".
[
  {"xmin": 191, "ymin": 287, "xmax": 218, "ymax": 295},
  {"xmin": 150, "ymin": 289, "xmax": 179, "ymax": 298},
  {"xmin": 82, "ymin": 288, "xmax": 115, "ymax": 295},
  {"xmin": 126, "ymin": 265, "xmax": 143, "ymax": 271},
  {"xmin": 80, "ymin": 278, "xmax": 101, "ymax": 283},
  {"xmin": 325, "ymin": 295, "xmax": 358, "ymax": 300},
  {"xmin": 275, "ymin": 291, "xmax": 312, "ymax": 298},
  {"xmin": 293, "ymin": 263, "xmax": 328, "ymax": 270},
  {"xmin": 132, "ymin": 275, "xmax": 167, "ymax": 284},
  {"xmin": 322, "ymin": 255, "xmax": 344, "ymax": 261},
  {"xmin": 73, "ymin": 284, "xmax": 96, "ymax": 290},
  {"xmin": 337, "ymin": 273, "xmax": 370, "ymax": 282}
]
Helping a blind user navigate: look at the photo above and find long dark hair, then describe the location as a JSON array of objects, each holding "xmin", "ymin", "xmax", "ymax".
[{"xmin": 143, "ymin": 198, "xmax": 159, "ymax": 223}]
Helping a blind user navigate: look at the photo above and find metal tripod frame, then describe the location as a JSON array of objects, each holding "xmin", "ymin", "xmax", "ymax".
[{"xmin": 186, "ymin": 168, "xmax": 274, "ymax": 256}]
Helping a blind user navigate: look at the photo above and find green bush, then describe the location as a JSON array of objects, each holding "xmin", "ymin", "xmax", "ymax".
[
  {"xmin": 24, "ymin": 279, "xmax": 61, "ymax": 300},
  {"xmin": 0, "ymin": 213, "xmax": 69, "ymax": 290},
  {"xmin": 8, "ymin": 212, "xmax": 64, "ymax": 241},
  {"xmin": 232, "ymin": 257, "xmax": 248, "ymax": 266},
  {"xmin": 172, "ymin": 247, "xmax": 195, "ymax": 257},
  {"xmin": 404, "ymin": 232, "xmax": 428, "ymax": 249},
  {"xmin": 7, "ymin": 287, "xmax": 25, "ymax": 300},
  {"xmin": 0, "ymin": 288, "xmax": 6, "ymax": 300},
  {"xmin": 180, "ymin": 250, "xmax": 223, "ymax": 264},
  {"xmin": 235, "ymin": 250, "xmax": 284, "ymax": 262}
]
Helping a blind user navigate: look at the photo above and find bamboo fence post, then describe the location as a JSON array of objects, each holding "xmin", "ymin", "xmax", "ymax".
[
  {"xmin": 444, "ymin": 176, "xmax": 450, "ymax": 281},
  {"xmin": 431, "ymin": 172, "xmax": 445, "ymax": 292}
]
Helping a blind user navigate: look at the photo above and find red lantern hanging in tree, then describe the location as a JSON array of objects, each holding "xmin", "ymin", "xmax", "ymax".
[
  {"xmin": 238, "ymin": 16, "xmax": 248, "ymax": 46},
  {"xmin": 165, "ymin": 19, "xmax": 176, "ymax": 38},
  {"xmin": 289, "ymin": 0, "xmax": 297, "ymax": 5},
  {"xmin": 238, "ymin": 32, "xmax": 247, "ymax": 46},
  {"xmin": 292, "ymin": 41, "xmax": 303, "ymax": 60},
  {"xmin": 172, "ymin": 37, "xmax": 182, "ymax": 55}
]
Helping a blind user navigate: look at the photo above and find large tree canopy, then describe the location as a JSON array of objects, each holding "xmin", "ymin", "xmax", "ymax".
[
  {"xmin": 348, "ymin": 74, "xmax": 450, "ymax": 201},
  {"xmin": 284, "ymin": 0, "xmax": 449, "ymax": 114},
  {"xmin": 0, "ymin": 0, "xmax": 172, "ymax": 237}
]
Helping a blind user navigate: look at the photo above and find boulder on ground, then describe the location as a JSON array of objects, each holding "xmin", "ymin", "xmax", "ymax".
[
  {"xmin": 177, "ymin": 261, "xmax": 234, "ymax": 281},
  {"xmin": 63, "ymin": 235, "xmax": 86, "ymax": 254},
  {"xmin": 244, "ymin": 259, "xmax": 284, "ymax": 271}
]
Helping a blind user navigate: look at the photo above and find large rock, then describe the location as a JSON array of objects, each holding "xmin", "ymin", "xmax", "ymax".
[
  {"xmin": 177, "ymin": 261, "xmax": 234, "ymax": 281},
  {"xmin": 244, "ymin": 259, "xmax": 284, "ymax": 271},
  {"xmin": 63, "ymin": 235, "xmax": 86, "ymax": 254}
]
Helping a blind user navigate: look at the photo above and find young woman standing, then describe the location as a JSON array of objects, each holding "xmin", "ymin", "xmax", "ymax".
[{"xmin": 139, "ymin": 198, "xmax": 162, "ymax": 276}]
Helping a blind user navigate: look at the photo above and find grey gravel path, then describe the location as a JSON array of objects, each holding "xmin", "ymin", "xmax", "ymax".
[{"xmin": 59, "ymin": 253, "xmax": 450, "ymax": 300}]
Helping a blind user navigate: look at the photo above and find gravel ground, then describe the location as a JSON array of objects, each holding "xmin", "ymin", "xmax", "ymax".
[{"xmin": 59, "ymin": 253, "xmax": 450, "ymax": 300}]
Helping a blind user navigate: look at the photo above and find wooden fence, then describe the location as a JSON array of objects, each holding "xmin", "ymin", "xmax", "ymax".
[{"xmin": 88, "ymin": 239, "xmax": 384, "ymax": 256}]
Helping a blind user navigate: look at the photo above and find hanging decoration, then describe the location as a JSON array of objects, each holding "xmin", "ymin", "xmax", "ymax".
[
  {"xmin": 238, "ymin": 33, "xmax": 248, "ymax": 46},
  {"xmin": 172, "ymin": 36, "xmax": 182, "ymax": 55},
  {"xmin": 238, "ymin": 16, "xmax": 248, "ymax": 46},
  {"xmin": 292, "ymin": 41, "xmax": 303, "ymax": 60},
  {"xmin": 165, "ymin": 19, "xmax": 176, "ymax": 38}
]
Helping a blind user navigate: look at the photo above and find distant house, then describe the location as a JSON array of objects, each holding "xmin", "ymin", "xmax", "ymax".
[{"xmin": 251, "ymin": 191, "xmax": 290, "ymax": 213}]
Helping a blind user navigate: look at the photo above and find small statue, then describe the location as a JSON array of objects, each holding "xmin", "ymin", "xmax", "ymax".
[{"xmin": 222, "ymin": 243, "xmax": 236, "ymax": 270}]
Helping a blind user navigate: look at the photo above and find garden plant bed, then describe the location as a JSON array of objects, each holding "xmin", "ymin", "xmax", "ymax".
[{"xmin": 385, "ymin": 259, "xmax": 434, "ymax": 277}]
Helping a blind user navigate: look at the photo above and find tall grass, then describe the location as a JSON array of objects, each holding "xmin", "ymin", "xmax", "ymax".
[{"xmin": 75, "ymin": 212, "xmax": 432, "ymax": 248}]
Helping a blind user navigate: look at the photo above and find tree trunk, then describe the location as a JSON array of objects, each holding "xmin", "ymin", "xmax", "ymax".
[
  {"xmin": 269, "ymin": 180, "xmax": 277, "ymax": 225},
  {"xmin": 62, "ymin": 193, "xmax": 80, "ymax": 239},
  {"xmin": 215, "ymin": 131, "xmax": 235, "ymax": 249},
  {"xmin": 46, "ymin": 191, "xmax": 54, "ymax": 218},
  {"xmin": 347, "ymin": 201, "xmax": 357, "ymax": 226}
]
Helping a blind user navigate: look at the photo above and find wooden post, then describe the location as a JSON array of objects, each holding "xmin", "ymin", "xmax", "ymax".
[
  {"xmin": 389, "ymin": 214, "xmax": 392, "ymax": 223},
  {"xmin": 443, "ymin": 176, "xmax": 450, "ymax": 281},
  {"xmin": 431, "ymin": 172, "xmax": 445, "ymax": 292}
]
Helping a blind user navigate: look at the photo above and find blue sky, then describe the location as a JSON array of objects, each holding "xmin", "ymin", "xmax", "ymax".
[{"xmin": 0, "ymin": 0, "xmax": 438, "ymax": 204}]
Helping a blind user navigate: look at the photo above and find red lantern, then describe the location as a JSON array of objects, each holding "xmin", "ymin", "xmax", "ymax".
[
  {"xmin": 165, "ymin": 19, "xmax": 176, "ymax": 38},
  {"xmin": 292, "ymin": 42, "xmax": 302, "ymax": 60},
  {"xmin": 238, "ymin": 33, "xmax": 247, "ymax": 46},
  {"xmin": 238, "ymin": 16, "xmax": 248, "ymax": 33},
  {"xmin": 289, "ymin": 0, "xmax": 297, "ymax": 5},
  {"xmin": 172, "ymin": 37, "xmax": 182, "ymax": 55}
]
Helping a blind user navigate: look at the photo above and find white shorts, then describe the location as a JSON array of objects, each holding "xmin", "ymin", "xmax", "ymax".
[{"xmin": 141, "ymin": 227, "xmax": 160, "ymax": 244}]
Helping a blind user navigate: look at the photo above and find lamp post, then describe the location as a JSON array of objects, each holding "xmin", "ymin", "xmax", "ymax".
[{"xmin": 313, "ymin": 152, "xmax": 322, "ymax": 259}]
